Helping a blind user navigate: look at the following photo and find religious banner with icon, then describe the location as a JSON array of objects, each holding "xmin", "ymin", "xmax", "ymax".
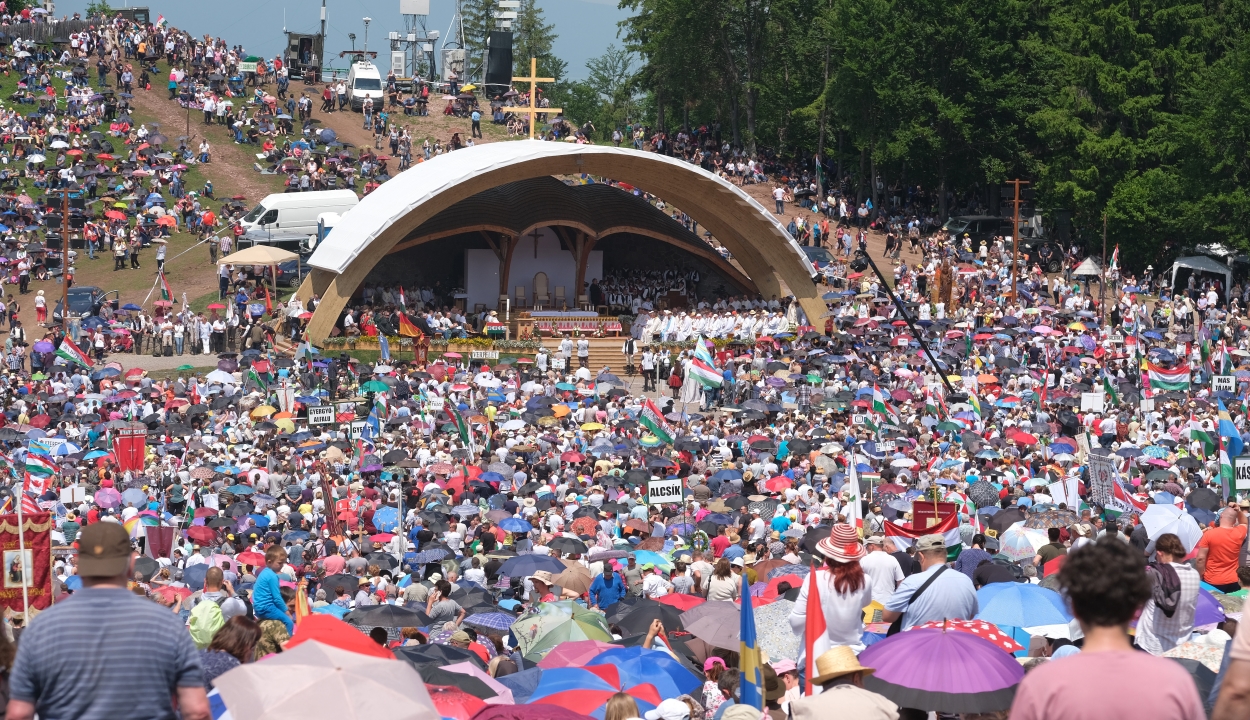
[
  {"xmin": 112, "ymin": 423, "xmax": 148, "ymax": 474},
  {"xmin": 0, "ymin": 512, "xmax": 52, "ymax": 613}
]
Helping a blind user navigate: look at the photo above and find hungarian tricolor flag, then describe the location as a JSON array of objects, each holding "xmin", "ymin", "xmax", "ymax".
[
  {"xmin": 639, "ymin": 398, "xmax": 675, "ymax": 445},
  {"xmin": 159, "ymin": 271, "xmax": 173, "ymax": 302},
  {"xmin": 803, "ymin": 565, "xmax": 826, "ymax": 696},
  {"xmin": 398, "ymin": 285, "xmax": 407, "ymax": 307},
  {"xmin": 398, "ymin": 313, "xmax": 424, "ymax": 338},
  {"xmin": 883, "ymin": 514, "xmax": 961, "ymax": 550},
  {"xmin": 445, "ymin": 403, "xmax": 471, "ymax": 445},
  {"xmin": 1146, "ymin": 360, "xmax": 1191, "ymax": 391},
  {"xmin": 55, "ymin": 338, "xmax": 92, "ymax": 367}
]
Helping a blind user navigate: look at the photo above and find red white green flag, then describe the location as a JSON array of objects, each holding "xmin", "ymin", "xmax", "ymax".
[
  {"xmin": 159, "ymin": 271, "xmax": 173, "ymax": 302},
  {"xmin": 639, "ymin": 399, "xmax": 674, "ymax": 445}
]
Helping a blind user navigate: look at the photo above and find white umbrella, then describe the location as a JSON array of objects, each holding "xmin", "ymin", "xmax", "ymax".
[
  {"xmin": 891, "ymin": 458, "xmax": 917, "ymax": 468},
  {"xmin": 26, "ymin": 154, "xmax": 45, "ymax": 163},
  {"xmin": 501, "ymin": 419, "xmax": 527, "ymax": 431},
  {"xmin": 520, "ymin": 381, "xmax": 542, "ymax": 393},
  {"xmin": 1141, "ymin": 504, "xmax": 1203, "ymax": 552},
  {"xmin": 49, "ymin": 140, "xmax": 69, "ymax": 149},
  {"xmin": 373, "ymin": 365, "xmax": 393, "ymax": 374},
  {"xmin": 213, "ymin": 640, "xmax": 438, "ymax": 720},
  {"xmin": 206, "ymin": 369, "xmax": 238, "ymax": 384}
]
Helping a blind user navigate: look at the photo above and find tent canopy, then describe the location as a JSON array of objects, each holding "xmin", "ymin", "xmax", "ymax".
[
  {"xmin": 219, "ymin": 245, "xmax": 299, "ymax": 266},
  {"xmin": 1072, "ymin": 257, "xmax": 1102, "ymax": 277},
  {"xmin": 1170, "ymin": 255, "xmax": 1232, "ymax": 293}
]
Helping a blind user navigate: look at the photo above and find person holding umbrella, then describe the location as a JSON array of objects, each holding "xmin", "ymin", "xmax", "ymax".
[{"xmin": 787, "ymin": 647, "xmax": 897, "ymax": 720}]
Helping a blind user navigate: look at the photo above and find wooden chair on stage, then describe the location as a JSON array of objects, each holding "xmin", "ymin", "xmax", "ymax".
[
  {"xmin": 554, "ymin": 286, "xmax": 566, "ymax": 308},
  {"xmin": 514, "ymin": 286, "xmax": 527, "ymax": 310},
  {"xmin": 533, "ymin": 272, "xmax": 550, "ymax": 310}
]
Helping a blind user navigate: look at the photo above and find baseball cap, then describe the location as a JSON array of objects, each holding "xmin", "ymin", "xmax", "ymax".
[
  {"xmin": 644, "ymin": 698, "xmax": 691, "ymax": 720},
  {"xmin": 915, "ymin": 534, "xmax": 947, "ymax": 553},
  {"xmin": 77, "ymin": 522, "xmax": 132, "ymax": 577},
  {"xmin": 450, "ymin": 630, "xmax": 472, "ymax": 644},
  {"xmin": 731, "ymin": 557, "xmax": 745, "ymax": 567},
  {"xmin": 864, "ymin": 535, "xmax": 885, "ymax": 545}
]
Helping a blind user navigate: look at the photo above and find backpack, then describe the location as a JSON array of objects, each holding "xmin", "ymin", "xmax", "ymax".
[{"xmin": 188, "ymin": 595, "xmax": 226, "ymax": 649}]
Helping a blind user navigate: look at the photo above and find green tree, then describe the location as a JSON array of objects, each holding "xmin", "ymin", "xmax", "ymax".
[
  {"xmin": 512, "ymin": 0, "xmax": 566, "ymax": 81},
  {"xmin": 461, "ymin": 0, "xmax": 496, "ymax": 83}
]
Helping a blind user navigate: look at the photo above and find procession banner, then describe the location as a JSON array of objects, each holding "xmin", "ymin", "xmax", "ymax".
[
  {"xmin": 1088, "ymin": 453, "xmax": 1117, "ymax": 508},
  {"xmin": 0, "ymin": 513, "xmax": 52, "ymax": 613},
  {"xmin": 113, "ymin": 423, "xmax": 148, "ymax": 473}
]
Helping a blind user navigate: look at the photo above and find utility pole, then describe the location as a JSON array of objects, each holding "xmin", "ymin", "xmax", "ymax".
[
  {"xmin": 1004, "ymin": 178, "xmax": 1030, "ymax": 300},
  {"xmin": 321, "ymin": 0, "xmax": 327, "ymax": 46},
  {"xmin": 1101, "ymin": 212, "xmax": 1108, "ymax": 321}
]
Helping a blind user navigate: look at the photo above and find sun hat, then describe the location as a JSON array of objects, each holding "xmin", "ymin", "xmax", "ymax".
[
  {"xmin": 816, "ymin": 523, "xmax": 865, "ymax": 562},
  {"xmin": 810, "ymin": 646, "xmax": 875, "ymax": 684}
]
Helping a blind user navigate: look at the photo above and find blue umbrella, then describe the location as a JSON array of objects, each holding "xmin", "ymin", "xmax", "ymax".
[
  {"xmin": 498, "ymin": 554, "xmax": 565, "ymax": 577},
  {"xmin": 464, "ymin": 612, "xmax": 516, "ymax": 631},
  {"xmin": 976, "ymin": 583, "xmax": 1071, "ymax": 627},
  {"xmin": 497, "ymin": 667, "xmax": 543, "ymax": 704},
  {"xmin": 712, "ymin": 469, "xmax": 742, "ymax": 481},
  {"xmin": 245, "ymin": 514, "xmax": 270, "ymax": 528},
  {"xmin": 83, "ymin": 449, "xmax": 111, "ymax": 460},
  {"xmin": 499, "ymin": 517, "xmax": 533, "ymax": 533},
  {"xmin": 283, "ymin": 530, "xmax": 311, "ymax": 541},
  {"xmin": 224, "ymin": 484, "xmax": 254, "ymax": 494},
  {"xmin": 372, "ymin": 506, "xmax": 399, "ymax": 533},
  {"xmin": 182, "ymin": 563, "xmax": 209, "ymax": 591},
  {"xmin": 587, "ymin": 647, "xmax": 701, "ymax": 698},
  {"xmin": 703, "ymin": 513, "xmax": 734, "ymax": 525},
  {"xmin": 478, "ymin": 471, "xmax": 505, "ymax": 484},
  {"xmin": 413, "ymin": 548, "xmax": 449, "ymax": 565},
  {"xmin": 313, "ymin": 604, "xmax": 349, "ymax": 619}
]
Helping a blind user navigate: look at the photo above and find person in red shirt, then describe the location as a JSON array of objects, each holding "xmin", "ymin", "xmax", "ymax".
[
  {"xmin": 709, "ymin": 526, "xmax": 731, "ymax": 558},
  {"xmin": 1196, "ymin": 503, "xmax": 1248, "ymax": 592}
]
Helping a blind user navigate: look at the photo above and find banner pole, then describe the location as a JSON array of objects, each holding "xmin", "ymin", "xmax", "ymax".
[{"xmin": 15, "ymin": 491, "xmax": 28, "ymax": 619}]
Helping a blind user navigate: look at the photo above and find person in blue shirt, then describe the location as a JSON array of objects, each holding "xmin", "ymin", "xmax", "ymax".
[
  {"xmin": 470, "ymin": 109, "xmax": 482, "ymax": 139},
  {"xmin": 589, "ymin": 567, "xmax": 626, "ymax": 609},
  {"xmin": 252, "ymin": 546, "xmax": 294, "ymax": 633}
]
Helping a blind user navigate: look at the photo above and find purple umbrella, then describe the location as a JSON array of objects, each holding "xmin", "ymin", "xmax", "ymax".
[
  {"xmin": 859, "ymin": 627, "xmax": 1024, "ymax": 713},
  {"xmin": 32, "ymin": 341, "xmax": 53, "ymax": 353},
  {"xmin": 1196, "ymin": 589, "xmax": 1227, "ymax": 626},
  {"xmin": 94, "ymin": 487, "xmax": 122, "ymax": 509}
]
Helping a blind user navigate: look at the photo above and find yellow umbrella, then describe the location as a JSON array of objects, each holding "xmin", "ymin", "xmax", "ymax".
[
  {"xmin": 113, "ymin": 202, "xmax": 128, "ymax": 208},
  {"xmin": 273, "ymin": 418, "xmax": 296, "ymax": 433},
  {"xmin": 460, "ymin": 83, "xmax": 477, "ymax": 92},
  {"xmin": 250, "ymin": 405, "xmax": 278, "ymax": 419},
  {"xmin": 1067, "ymin": 322, "xmax": 1087, "ymax": 331},
  {"xmin": 580, "ymin": 422, "xmax": 605, "ymax": 431}
]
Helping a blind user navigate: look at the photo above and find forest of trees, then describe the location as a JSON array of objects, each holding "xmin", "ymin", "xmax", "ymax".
[{"xmin": 460, "ymin": 0, "xmax": 1250, "ymax": 267}]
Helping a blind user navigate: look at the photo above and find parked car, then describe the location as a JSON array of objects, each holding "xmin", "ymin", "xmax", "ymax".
[
  {"xmin": 275, "ymin": 259, "xmax": 308, "ymax": 287},
  {"xmin": 943, "ymin": 215, "xmax": 1064, "ymax": 272},
  {"xmin": 52, "ymin": 286, "xmax": 119, "ymax": 324}
]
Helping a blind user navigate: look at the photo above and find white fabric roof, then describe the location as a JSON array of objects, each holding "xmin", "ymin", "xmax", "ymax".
[
  {"xmin": 1072, "ymin": 257, "xmax": 1102, "ymax": 276},
  {"xmin": 307, "ymin": 140, "xmax": 810, "ymax": 277},
  {"xmin": 1171, "ymin": 255, "xmax": 1232, "ymax": 290}
]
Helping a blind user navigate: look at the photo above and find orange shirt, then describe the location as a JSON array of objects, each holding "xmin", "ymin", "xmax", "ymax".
[{"xmin": 1197, "ymin": 524, "xmax": 1247, "ymax": 585}]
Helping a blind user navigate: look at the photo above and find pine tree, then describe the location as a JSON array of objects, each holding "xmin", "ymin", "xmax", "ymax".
[
  {"xmin": 511, "ymin": 0, "xmax": 565, "ymax": 81},
  {"xmin": 461, "ymin": 0, "xmax": 496, "ymax": 83}
]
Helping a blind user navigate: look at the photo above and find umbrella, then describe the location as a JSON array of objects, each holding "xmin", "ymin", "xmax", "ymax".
[
  {"xmin": 511, "ymin": 601, "xmax": 612, "ymax": 660},
  {"xmin": 212, "ymin": 640, "xmax": 438, "ymax": 720},
  {"xmin": 859, "ymin": 629, "xmax": 1024, "ymax": 713},
  {"xmin": 536, "ymin": 640, "xmax": 622, "ymax": 669},
  {"xmin": 913, "ymin": 619, "xmax": 1023, "ymax": 652},
  {"xmin": 394, "ymin": 643, "xmax": 488, "ymax": 672},
  {"xmin": 607, "ymin": 600, "xmax": 685, "ymax": 636},
  {"xmin": 680, "ymin": 600, "xmax": 740, "ymax": 648},
  {"xmin": 753, "ymin": 598, "xmax": 799, "ymax": 661},
  {"xmin": 499, "ymin": 554, "xmax": 565, "ymax": 577},
  {"xmin": 967, "ymin": 480, "xmax": 1001, "ymax": 509},
  {"xmin": 1140, "ymin": 504, "xmax": 1203, "ymax": 552},
  {"xmin": 464, "ymin": 612, "xmax": 518, "ymax": 632},
  {"xmin": 586, "ymin": 646, "xmax": 701, "ymax": 698},
  {"xmin": 997, "ymin": 522, "xmax": 1048, "ymax": 562},
  {"xmin": 1023, "ymin": 508, "xmax": 1079, "ymax": 530},
  {"xmin": 976, "ymin": 583, "xmax": 1071, "ymax": 628},
  {"xmin": 344, "ymin": 604, "xmax": 431, "ymax": 628}
]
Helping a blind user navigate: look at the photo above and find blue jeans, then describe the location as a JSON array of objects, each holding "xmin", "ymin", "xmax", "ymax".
[
  {"xmin": 775, "ymin": 200, "xmax": 784, "ymax": 214},
  {"xmin": 175, "ymin": 336, "xmax": 184, "ymax": 355}
]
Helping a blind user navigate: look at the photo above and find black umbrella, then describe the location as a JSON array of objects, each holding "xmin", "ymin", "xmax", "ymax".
[
  {"xmin": 1187, "ymin": 487, "xmax": 1221, "ymax": 512},
  {"xmin": 548, "ymin": 536, "xmax": 588, "ymax": 554},
  {"xmin": 421, "ymin": 668, "xmax": 498, "ymax": 699},
  {"xmin": 607, "ymin": 598, "xmax": 685, "ymax": 636},
  {"xmin": 987, "ymin": 507, "xmax": 1027, "ymax": 534},
  {"xmin": 206, "ymin": 516, "xmax": 235, "ymax": 528},
  {"xmin": 365, "ymin": 551, "xmax": 399, "ymax": 571},
  {"xmin": 345, "ymin": 604, "xmax": 431, "ymax": 628},
  {"xmin": 383, "ymin": 449, "xmax": 408, "ymax": 463},
  {"xmin": 967, "ymin": 480, "xmax": 1000, "ymax": 509},
  {"xmin": 802, "ymin": 526, "xmax": 831, "ymax": 554},
  {"xmin": 317, "ymin": 573, "xmax": 360, "ymax": 597},
  {"xmin": 394, "ymin": 643, "xmax": 487, "ymax": 671},
  {"xmin": 134, "ymin": 556, "xmax": 159, "ymax": 581}
]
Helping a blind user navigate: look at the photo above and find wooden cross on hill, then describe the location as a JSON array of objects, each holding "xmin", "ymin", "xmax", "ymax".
[{"xmin": 513, "ymin": 57, "xmax": 561, "ymax": 140}]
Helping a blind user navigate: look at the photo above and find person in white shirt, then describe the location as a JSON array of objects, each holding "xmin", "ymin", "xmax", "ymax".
[
  {"xmin": 859, "ymin": 536, "xmax": 905, "ymax": 603},
  {"xmin": 641, "ymin": 565, "xmax": 673, "ymax": 599}
]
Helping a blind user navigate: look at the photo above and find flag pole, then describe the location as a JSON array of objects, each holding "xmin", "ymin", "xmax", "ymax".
[{"xmin": 14, "ymin": 486, "xmax": 28, "ymax": 619}]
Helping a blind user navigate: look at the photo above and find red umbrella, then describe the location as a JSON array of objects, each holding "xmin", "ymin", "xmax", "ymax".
[
  {"xmin": 762, "ymin": 574, "xmax": 804, "ymax": 602},
  {"xmin": 912, "ymin": 619, "xmax": 1023, "ymax": 652},
  {"xmin": 194, "ymin": 507, "xmax": 218, "ymax": 518},
  {"xmin": 104, "ymin": 210, "xmax": 126, "ymax": 221},
  {"xmin": 185, "ymin": 526, "xmax": 217, "ymax": 544},
  {"xmin": 235, "ymin": 551, "xmax": 266, "ymax": 567},
  {"xmin": 152, "ymin": 585, "xmax": 192, "ymax": 602},
  {"xmin": 425, "ymin": 685, "xmax": 486, "ymax": 720},
  {"xmin": 656, "ymin": 593, "xmax": 705, "ymax": 611},
  {"xmin": 1011, "ymin": 432, "xmax": 1038, "ymax": 445},
  {"xmin": 207, "ymin": 303, "xmax": 225, "ymax": 310},
  {"xmin": 764, "ymin": 476, "xmax": 792, "ymax": 492},
  {"xmin": 561, "ymin": 451, "xmax": 584, "ymax": 463},
  {"xmin": 28, "ymin": 414, "xmax": 50, "ymax": 428},
  {"xmin": 286, "ymin": 615, "xmax": 396, "ymax": 659}
]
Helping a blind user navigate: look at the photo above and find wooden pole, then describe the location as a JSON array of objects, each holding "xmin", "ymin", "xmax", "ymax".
[{"xmin": 1006, "ymin": 179, "xmax": 1029, "ymax": 301}]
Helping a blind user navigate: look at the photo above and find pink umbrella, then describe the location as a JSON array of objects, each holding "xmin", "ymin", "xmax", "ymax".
[
  {"xmin": 442, "ymin": 662, "xmax": 515, "ymax": 704},
  {"xmin": 94, "ymin": 487, "xmax": 122, "ymax": 508},
  {"xmin": 536, "ymin": 640, "xmax": 623, "ymax": 669},
  {"xmin": 207, "ymin": 553, "xmax": 238, "ymax": 572}
]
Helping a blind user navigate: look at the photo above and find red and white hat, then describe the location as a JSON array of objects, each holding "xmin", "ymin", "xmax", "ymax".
[{"xmin": 816, "ymin": 523, "xmax": 865, "ymax": 563}]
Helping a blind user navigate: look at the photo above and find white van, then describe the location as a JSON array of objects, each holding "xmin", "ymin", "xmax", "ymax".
[
  {"xmin": 347, "ymin": 61, "xmax": 384, "ymax": 111},
  {"xmin": 240, "ymin": 190, "xmax": 358, "ymax": 238}
]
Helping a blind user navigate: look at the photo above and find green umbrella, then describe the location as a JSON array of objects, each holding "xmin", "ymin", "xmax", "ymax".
[
  {"xmin": 360, "ymin": 380, "xmax": 390, "ymax": 393},
  {"xmin": 936, "ymin": 421, "xmax": 963, "ymax": 433},
  {"xmin": 511, "ymin": 600, "xmax": 612, "ymax": 660},
  {"xmin": 806, "ymin": 374, "xmax": 823, "ymax": 384},
  {"xmin": 176, "ymin": 364, "xmax": 195, "ymax": 371}
]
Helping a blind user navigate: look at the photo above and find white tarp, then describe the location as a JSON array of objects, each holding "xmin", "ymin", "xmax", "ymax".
[
  {"xmin": 1072, "ymin": 257, "xmax": 1103, "ymax": 277},
  {"xmin": 1170, "ymin": 255, "xmax": 1232, "ymax": 293}
]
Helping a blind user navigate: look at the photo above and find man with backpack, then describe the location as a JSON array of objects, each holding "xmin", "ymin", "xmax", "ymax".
[{"xmin": 188, "ymin": 567, "xmax": 247, "ymax": 649}]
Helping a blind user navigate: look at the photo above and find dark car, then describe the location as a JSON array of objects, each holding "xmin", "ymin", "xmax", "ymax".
[
  {"xmin": 942, "ymin": 215, "xmax": 1013, "ymax": 245},
  {"xmin": 802, "ymin": 245, "xmax": 836, "ymax": 268},
  {"xmin": 52, "ymin": 287, "xmax": 119, "ymax": 324},
  {"xmin": 275, "ymin": 258, "xmax": 307, "ymax": 287}
]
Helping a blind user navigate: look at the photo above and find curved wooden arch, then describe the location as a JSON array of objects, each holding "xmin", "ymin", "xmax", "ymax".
[{"xmin": 296, "ymin": 142, "xmax": 821, "ymax": 341}]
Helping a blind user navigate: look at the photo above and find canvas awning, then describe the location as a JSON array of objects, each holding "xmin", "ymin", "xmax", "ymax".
[
  {"xmin": 1170, "ymin": 255, "xmax": 1232, "ymax": 292},
  {"xmin": 219, "ymin": 245, "xmax": 299, "ymax": 266}
]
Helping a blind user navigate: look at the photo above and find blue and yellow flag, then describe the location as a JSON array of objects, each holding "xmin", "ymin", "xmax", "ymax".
[{"xmin": 739, "ymin": 572, "xmax": 764, "ymax": 710}]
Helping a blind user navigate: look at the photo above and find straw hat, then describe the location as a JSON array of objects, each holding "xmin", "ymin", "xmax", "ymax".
[
  {"xmin": 816, "ymin": 524, "xmax": 865, "ymax": 562},
  {"xmin": 810, "ymin": 646, "xmax": 875, "ymax": 684}
]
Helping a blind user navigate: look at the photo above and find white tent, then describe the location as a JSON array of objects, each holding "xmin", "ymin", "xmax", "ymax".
[
  {"xmin": 1170, "ymin": 255, "xmax": 1232, "ymax": 293},
  {"xmin": 1072, "ymin": 257, "xmax": 1103, "ymax": 277}
]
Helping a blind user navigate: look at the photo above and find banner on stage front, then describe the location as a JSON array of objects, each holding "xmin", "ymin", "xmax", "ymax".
[{"xmin": 0, "ymin": 513, "xmax": 52, "ymax": 613}]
